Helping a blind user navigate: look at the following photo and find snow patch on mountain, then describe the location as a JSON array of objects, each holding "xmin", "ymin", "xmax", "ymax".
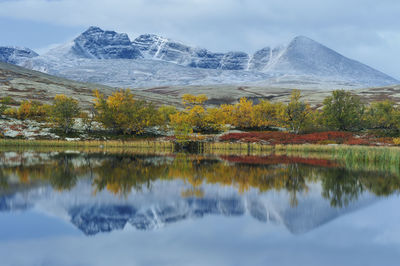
[{"xmin": 132, "ymin": 34, "xmax": 250, "ymax": 70}]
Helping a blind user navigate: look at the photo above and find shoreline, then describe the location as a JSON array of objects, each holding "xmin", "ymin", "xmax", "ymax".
[
  {"xmin": 1, "ymin": 139, "xmax": 400, "ymax": 175},
  {"xmin": 1, "ymin": 139, "xmax": 400, "ymax": 163}
]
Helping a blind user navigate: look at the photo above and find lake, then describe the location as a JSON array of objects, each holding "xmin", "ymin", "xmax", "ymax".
[{"xmin": 0, "ymin": 150, "xmax": 399, "ymax": 266}]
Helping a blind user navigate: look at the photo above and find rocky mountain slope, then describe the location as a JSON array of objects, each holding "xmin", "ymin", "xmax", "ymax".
[
  {"xmin": 2, "ymin": 60, "xmax": 400, "ymax": 109},
  {"xmin": 0, "ymin": 61, "xmax": 113, "ymax": 106},
  {"xmin": 0, "ymin": 46, "xmax": 38, "ymax": 65},
  {"xmin": 71, "ymin": 26, "xmax": 142, "ymax": 59},
  {"xmin": 1, "ymin": 26, "xmax": 397, "ymax": 89}
]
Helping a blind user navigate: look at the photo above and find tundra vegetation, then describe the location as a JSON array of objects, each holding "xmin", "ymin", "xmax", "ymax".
[{"xmin": 2, "ymin": 89, "xmax": 400, "ymax": 144}]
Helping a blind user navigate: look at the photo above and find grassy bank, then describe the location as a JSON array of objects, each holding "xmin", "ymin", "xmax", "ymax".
[
  {"xmin": 0, "ymin": 139, "xmax": 174, "ymax": 152},
  {"xmin": 2, "ymin": 139, "xmax": 400, "ymax": 175},
  {"xmin": 2, "ymin": 139, "xmax": 400, "ymax": 164},
  {"xmin": 207, "ymin": 142, "xmax": 400, "ymax": 173},
  {"xmin": 206, "ymin": 142, "xmax": 400, "ymax": 164}
]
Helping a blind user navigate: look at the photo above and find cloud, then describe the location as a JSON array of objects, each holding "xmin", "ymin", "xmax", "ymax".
[{"xmin": 0, "ymin": 0, "xmax": 399, "ymax": 78}]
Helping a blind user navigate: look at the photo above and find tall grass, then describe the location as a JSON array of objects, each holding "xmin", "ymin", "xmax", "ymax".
[
  {"xmin": 204, "ymin": 142, "xmax": 400, "ymax": 172},
  {"xmin": 0, "ymin": 139, "xmax": 174, "ymax": 152},
  {"xmin": 3, "ymin": 139, "xmax": 400, "ymax": 163},
  {"xmin": 205, "ymin": 142, "xmax": 400, "ymax": 162},
  {"xmin": 204, "ymin": 142, "xmax": 275, "ymax": 155},
  {"xmin": 278, "ymin": 144, "xmax": 400, "ymax": 165}
]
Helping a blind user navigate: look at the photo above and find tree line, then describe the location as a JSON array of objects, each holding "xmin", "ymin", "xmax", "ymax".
[{"xmin": 1, "ymin": 89, "xmax": 400, "ymax": 137}]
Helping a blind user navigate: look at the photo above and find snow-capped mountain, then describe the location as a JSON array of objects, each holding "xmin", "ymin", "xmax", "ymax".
[
  {"xmin": 0, "ymin": 46, "xmax": 38, "ymax": 65},
  {"xmin": 1, "ymin": 26, "xmax": 398, "ymax": 88},
  {"xmin": 264, "ymin": 36, "xmax": 397, "ymax": 85},
  {"xmin": 71, "ymin": 26, "xmax": 142, "ymax": 59},
  {"xmin": 132, "ymin": 33, "xmax": 250, "ymax": 70}
]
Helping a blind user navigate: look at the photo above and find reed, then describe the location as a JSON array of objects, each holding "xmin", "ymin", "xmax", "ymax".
[
  {"xmin": 0, "ymin": 139, "xmax": 174, "ymax": 152},
  {"xmin": 203, "ymin": 143, "xmax": 400, "ymax": 175},
  {"xmin": 278, "ymin": 144, "xmax": 400, "ymax": 164},
  {"xmin": 203, "ymin": 142, "xmax": 275, "ymax": 155},
  {"xmin": 203, "ymin": 142, "xmax": 400, "ymax": 165},
  {"xmin": 2, "ymin": 139, "xmax": 400, "ymax": 167}
]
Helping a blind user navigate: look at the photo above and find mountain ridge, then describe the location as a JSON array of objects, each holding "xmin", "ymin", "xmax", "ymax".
[{"xmin": 0, "ymin": 26, "xmax": 398, "ymax": 89}]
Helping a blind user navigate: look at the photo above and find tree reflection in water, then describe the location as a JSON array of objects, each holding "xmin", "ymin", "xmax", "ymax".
[{"xmin": 0, "ymin": 151, "xmax": 399, "ymax": 208}]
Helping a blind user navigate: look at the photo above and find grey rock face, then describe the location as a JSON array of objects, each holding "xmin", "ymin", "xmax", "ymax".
[
  {"xmin": 0, "ymin": 47, "xmax": 38, "ymax": 64},
  {"xmin": 220, "ymin": 51, "xmax": 250, "ymax": 70},
  {"xmin": 189, "ymin": 49, "xmax": 224, "ymax": 69},
  {"xmin": 133, "ymin": 34, "xmax": 194, "ymax": 64},
  {"xmin": 131, "ymin": 34, "xmax": 166, "ymax": 56},
  {"xmin": 71, "ymin": 26, "xmax": 142, "ymax": 59},
  {"xmin": 248, "ymin": 47, "xmax": 271, "ymax": 71},
  {"xmin": 132, "ymin": 34, "xmax": 250, "ymax": 70}
]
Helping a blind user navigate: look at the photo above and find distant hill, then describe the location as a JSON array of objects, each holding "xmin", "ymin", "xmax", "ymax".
[{"xmin": 0, "ymin": 61, "xmax": 113, "ymax": 107}]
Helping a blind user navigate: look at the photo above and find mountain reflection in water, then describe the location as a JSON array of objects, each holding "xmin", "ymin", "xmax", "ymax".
[{"xmin": 0, "ymin": 151, "xmax": 399, "ymax": 236}]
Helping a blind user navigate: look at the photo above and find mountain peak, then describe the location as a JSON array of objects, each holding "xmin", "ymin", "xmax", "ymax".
[
  {"xmin": 71, "ymin": 26, "xmax": 142, "ymax": 59},
  {"xmin": 269, "ymin": 35, "xmax": 398, "ymax": 85},
  {"xmin": 0, "ymin": 46, "xmax": 38, "ymax": 64},
  {"xmin": 76, "ymin": 26, "xmax": 131, "ymax": 45},
  {"xmin": 287, "ymin": 35, "xmax": 323, "ymax": 50},
  {"xmin": 291, "ymin": 35, "xmax": 316, "ymax": 42},
  {"xmin": 80, "ymin": 26, "xmax": 104, "ymax": 36},
  {"xmin": 85, "ymin": 26, "xmax": 103, "ymax": 32}
]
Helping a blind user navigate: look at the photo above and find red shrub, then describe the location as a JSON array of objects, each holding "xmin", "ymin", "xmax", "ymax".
[
  {"xmin": 219, "ymin": 131, "xmax": 354, "ymax": 145},
  {"xmin": 344, "ymin": 138, "xmax": 370, "ymax": 145}
]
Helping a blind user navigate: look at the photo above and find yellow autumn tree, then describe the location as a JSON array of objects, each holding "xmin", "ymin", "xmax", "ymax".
[
  {"xmin": 219, "ymin": 104, "xmax": 235, "ymax": 125},
  {"xmin": 170, "ymin": 94, "xmax": 205, "ymax": 131},
  {"xmin": 204, "ymin": 107, "xmax": 227, "ymax": 132},
  {"xmin": 12, "ymin": 100, "xmax": 49, "ymax": 121},
  {"xmin": 49, "ymin": 95, "xmax": 80, "ymax": 133},
  {"xmin": 182, "ymin": 94, "xmax": 208, "ymax": 106},
  {"xmin": 157, "ymin": 105, "xmax": 178, "ymax": 131},
  {"xmin": 170, "ymin": 94, "xmax": 226, "ymax": 133},
  {"xmin": 281, "ymin": 90, "xmax": 312, "ymax": 133},
  {"xmin": 187, "ymin": 105, "xmax": 207, "ymax": 129},
  {"xmin": 231, "ymin": 97, "xmax": 254, "ymax": 129},
  {"xmin": 93, "ymin": 89, "xmax": 158, "ymax": 134},
  {"xmin": 252, "ymin": 100, "xmax": 285, "ymax": 129}
]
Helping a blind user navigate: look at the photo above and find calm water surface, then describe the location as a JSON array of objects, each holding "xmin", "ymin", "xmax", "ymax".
[{"xmin": 0, "ymin": 151, "xmax": 399, "ymax": 266}]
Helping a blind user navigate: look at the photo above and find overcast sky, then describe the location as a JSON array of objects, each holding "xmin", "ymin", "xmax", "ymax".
[{"xmin": 0, "ymin": 0, "xmax": 399, "ymax": 79}]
